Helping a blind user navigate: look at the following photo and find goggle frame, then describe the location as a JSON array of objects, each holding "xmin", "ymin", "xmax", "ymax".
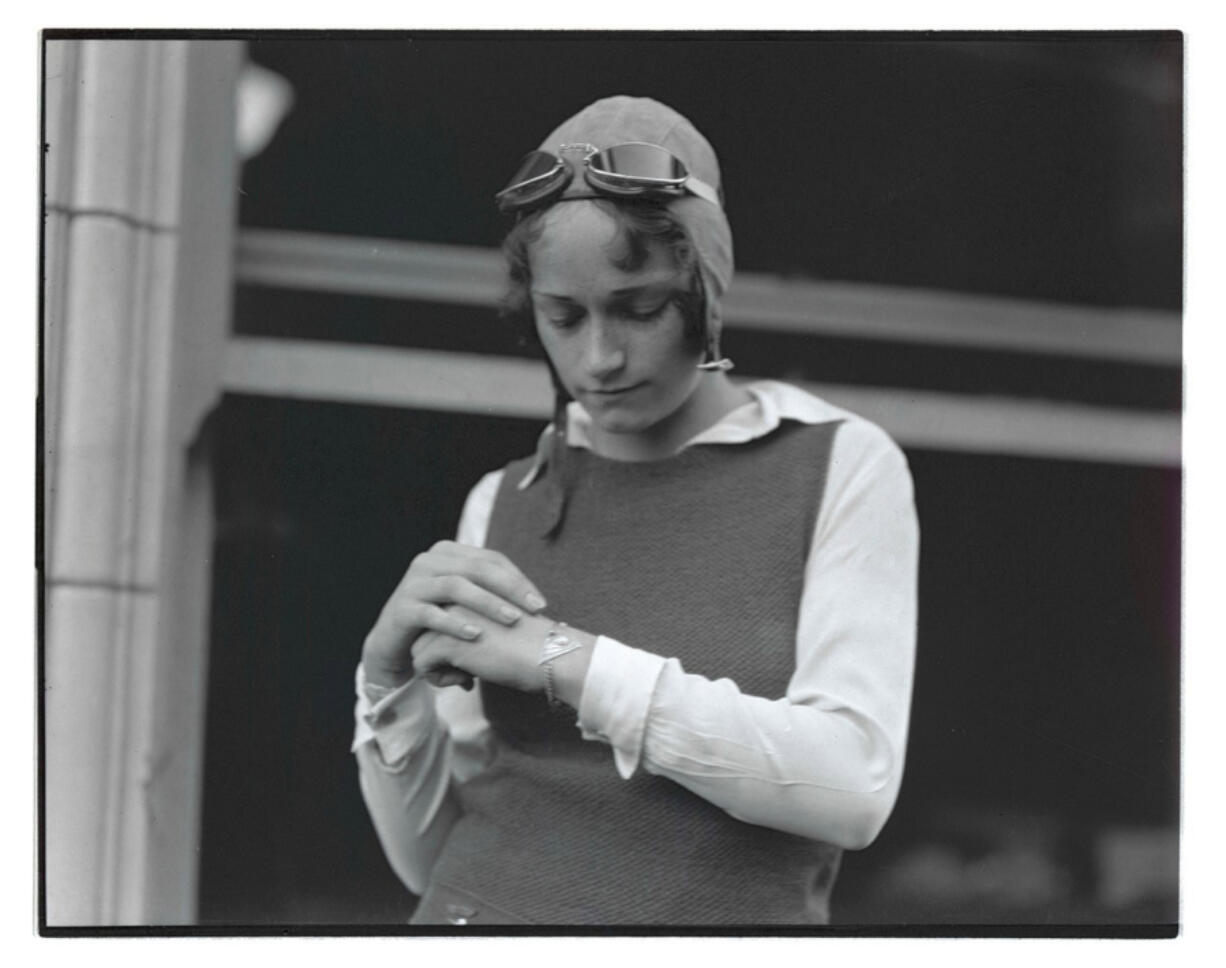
[{"xmin": 495, "ymin": 141, "xmax": 718, "ymax": 213}]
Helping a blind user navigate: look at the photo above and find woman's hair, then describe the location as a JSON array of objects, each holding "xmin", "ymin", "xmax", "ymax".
[{"xmin": 499, "ymin": 198, "xmax": 707, "ymax": 348}]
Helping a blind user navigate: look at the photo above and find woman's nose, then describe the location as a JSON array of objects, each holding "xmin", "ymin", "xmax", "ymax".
[{"xmin": 583, "ymin": 321, "xmax": 626, "ymax": 379}]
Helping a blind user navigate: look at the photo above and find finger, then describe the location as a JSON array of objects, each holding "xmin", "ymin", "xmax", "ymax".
[
  {"xmin": 424, "ymin": 665, "xmax": 475, "ymax": 690},
  {"xmin": 393, "ymin": 600, "xmax": 484, "ymax": 643},
  {"xmin": 412, "ymin": 632, "xmax": 465, "ymax": 680},
  {"xmin": 421, "ymin": 575, "xmax": 527, "ymax": 626},
  {"xmin": 461, "ymin": 555, "xmax": 548, "ymax": 614},
  {"xmin": 416, "ymin": 543, "xmax": 547, "ymax": 614}
]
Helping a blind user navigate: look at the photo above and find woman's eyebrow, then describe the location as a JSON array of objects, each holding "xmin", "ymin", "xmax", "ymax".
[
  {"xmin": 609, "ymin": 280, "xmax": 679, "ymax": 297},
  {"xmin": 530, "ymin": 290, "xmax": 579, "ymax": 302},
  {"xmin": 531, "ymin": 279, "xmax": 679, "ymax": 301}
]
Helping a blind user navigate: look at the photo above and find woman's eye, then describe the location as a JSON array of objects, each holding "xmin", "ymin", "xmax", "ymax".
[
  {"xmin": 623, "ymin": 301, "xmax": 669, "ymax": 322},
  {"xmin": 543, "ymin": 311, "xmax": 583, "ymax": 330}
]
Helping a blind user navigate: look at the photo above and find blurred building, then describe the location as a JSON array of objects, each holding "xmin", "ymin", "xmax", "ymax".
[{"xmin": 42, "ymin": 35, "xmax": 1181, "ymax": 928}]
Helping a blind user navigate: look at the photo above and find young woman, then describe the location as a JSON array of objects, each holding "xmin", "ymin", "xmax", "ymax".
[{"xmin": 352, "ymin": 96, "xmax": 919, "ymax": 926}]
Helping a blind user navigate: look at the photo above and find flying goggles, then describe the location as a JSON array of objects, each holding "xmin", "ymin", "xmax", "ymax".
[{"xmin": 495, "ymin": 141, "xmax": 721, "ymax": 213}]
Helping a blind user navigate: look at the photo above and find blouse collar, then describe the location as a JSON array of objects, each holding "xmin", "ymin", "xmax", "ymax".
[{"xmin": 517, "ymin": 379, "xmax": 841, "ymax": 490}]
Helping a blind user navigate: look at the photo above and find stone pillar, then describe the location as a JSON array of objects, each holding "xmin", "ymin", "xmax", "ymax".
[{"xmin": 43, "ymin": 39, "xmax": 242, "ymax": 926}]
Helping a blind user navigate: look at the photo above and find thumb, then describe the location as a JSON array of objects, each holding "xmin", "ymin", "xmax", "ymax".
[{"xmin": 424, "ymin": 665, "xmax": 475, "ymax": 690}]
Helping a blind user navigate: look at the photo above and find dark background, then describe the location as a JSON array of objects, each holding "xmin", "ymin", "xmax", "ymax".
[
  {"xmin": 197, "ymin": 34, "xmax": 1181, "ymax": 927},
  {"xmin": 234, "ymin": 34, "xmax": 1181, "ymax": 310}
]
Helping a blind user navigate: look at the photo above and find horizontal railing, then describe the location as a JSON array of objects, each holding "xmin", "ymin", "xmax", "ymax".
[
  {"xmin": 235, "ymin": 228, "xmax": 1181, "ymax": 366},
  {"xmin": 222, "ymin": 337, "xmax": 1180, "ymax": 467}
]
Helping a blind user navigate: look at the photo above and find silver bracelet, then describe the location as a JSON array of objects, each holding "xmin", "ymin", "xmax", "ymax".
[{"xmin": 538, "ymin": 622, "xmax": 584, "ymax": 708}]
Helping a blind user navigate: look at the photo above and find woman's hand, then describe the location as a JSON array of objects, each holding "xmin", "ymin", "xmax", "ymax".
[
  {"xmin": 412, "ymin": 606, "xmax": 597, "ymax": 706},
  {"xmin": 361, "ymin": 541, "xmax": 548, "ymax": 689}
]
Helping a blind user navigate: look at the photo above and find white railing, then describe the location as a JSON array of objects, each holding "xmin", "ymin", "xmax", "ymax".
[
  {"xmin": 235, "ymin": 228, "xmax": 1181, "ymax": 365},
  {"xmin": 223, "ymin": 337, "xmax": 1179, "ymax": 467}
]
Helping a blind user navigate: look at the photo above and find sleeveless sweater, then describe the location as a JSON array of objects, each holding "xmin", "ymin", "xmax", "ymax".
[{"xmin": 419, "ymin": 419, "xmax": 844, "ymax": 925}]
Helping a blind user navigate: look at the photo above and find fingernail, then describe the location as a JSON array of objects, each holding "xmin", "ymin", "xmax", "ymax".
[
  {"xmin": 500, "ymin": 605, "xmax": 522, "ymax": 623},
  {"xmin": 461, "ymin": 624, "xmax": 481, "ymax": 639},
  {"xmin": 525, "ymin": 593, "xmax": 546, "ymax": 612}
]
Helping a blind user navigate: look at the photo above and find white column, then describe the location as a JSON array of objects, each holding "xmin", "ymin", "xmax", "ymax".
[{"xmin": 43, "ymin": 38, "xmax": 242, "ymax": 926}]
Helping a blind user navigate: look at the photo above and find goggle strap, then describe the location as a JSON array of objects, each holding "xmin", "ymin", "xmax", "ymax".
[{"xmin": 682, "ymin": 174, "xmax": 721, "ymax": 208}]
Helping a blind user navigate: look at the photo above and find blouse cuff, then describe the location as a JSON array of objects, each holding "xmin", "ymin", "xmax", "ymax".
[
  {"xmin": 576, "ymin": 636, "xmax": 667, "ymax": 779},
  {"xmin": 351, "ymin": 662, "xmax": 438, "ymax": 767}
]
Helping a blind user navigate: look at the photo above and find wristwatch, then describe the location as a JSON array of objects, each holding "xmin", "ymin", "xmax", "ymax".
[{"xmin": 538, "ymin": 623, "xmax": 584, "ymax": 707}]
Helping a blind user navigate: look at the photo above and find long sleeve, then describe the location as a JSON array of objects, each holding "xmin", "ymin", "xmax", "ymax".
[
  {"xmin": 352, "ymin": 673, "xmax": 463, "ymax": 895},
  {"xmin": 351, "ymin": 472, "xmax": 501, "ymax": 894},
  {"xmin": 575, "ymin": 416, "xmax": 919, "ymax": 850}
]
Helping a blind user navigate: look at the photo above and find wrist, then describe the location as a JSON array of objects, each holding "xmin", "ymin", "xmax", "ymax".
[
  {"xmin": 361, "ymin": 635, "xmax": 414, "ymax": 690},
  {"xmin": 543, "ymin": 626, "xmax": 597, "ymax": 708}
]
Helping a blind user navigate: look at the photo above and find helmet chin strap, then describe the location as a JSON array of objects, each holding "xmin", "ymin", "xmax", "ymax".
[
  {"xmin": 697, "ymin": 336, "xmax": 735, "ymax": 372},
  {"xmin": 694, "ymin": 269, "xmax": 734, "ymax": 372},
  {"xmin": 540, "ymin": 355, "xmax": 573, "ymax": 540}
]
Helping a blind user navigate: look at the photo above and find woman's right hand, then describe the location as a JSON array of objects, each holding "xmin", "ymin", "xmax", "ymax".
[{"xmin": 361, "ymin": 540, "xmax": 548, "ymax": 690}]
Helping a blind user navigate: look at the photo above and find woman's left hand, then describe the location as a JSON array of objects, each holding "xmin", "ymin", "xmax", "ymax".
[{"xmin": 412, "ymin": 605, "xmax": 596, "ymax": 703}]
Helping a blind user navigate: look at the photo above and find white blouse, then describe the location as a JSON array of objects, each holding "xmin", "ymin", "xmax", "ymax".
[{"xmin": 352, "ymin": 380, "xmax": 919, "ymax": 895}]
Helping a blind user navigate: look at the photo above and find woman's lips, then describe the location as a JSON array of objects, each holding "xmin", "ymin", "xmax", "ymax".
[{"xmin": 587, "ymin": 383, "xmax": 642, "ymax": 397}]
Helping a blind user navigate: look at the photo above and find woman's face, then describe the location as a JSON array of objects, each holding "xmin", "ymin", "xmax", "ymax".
[{"xmin": 529, "ymin": 202, "xmax": 707, "ymax": 450}]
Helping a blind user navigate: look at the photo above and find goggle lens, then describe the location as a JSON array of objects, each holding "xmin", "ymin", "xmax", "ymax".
[
  {"xmin": 591, "ymin": 143, "xmax": 688, "ymax": 183},
  {"xmin": 495, "ymin": 150, "xmax": 568, "ymax": 211}
]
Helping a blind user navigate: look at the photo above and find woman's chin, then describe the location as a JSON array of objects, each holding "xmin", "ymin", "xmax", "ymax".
[{"xmin": 590, "ymin": 410, "xmax": 653, "ymax": 436}]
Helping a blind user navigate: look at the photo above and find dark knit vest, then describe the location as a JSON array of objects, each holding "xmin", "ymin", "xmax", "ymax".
[{"xmin": 418, "ymin": 419, "xmax": 844, "ymax": 925}]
